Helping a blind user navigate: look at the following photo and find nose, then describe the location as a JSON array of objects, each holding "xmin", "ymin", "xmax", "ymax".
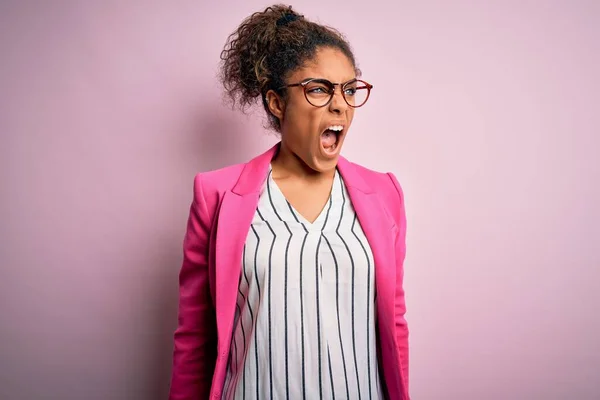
[{"xmin": 328, "ymin": 86, "xmax": 348, "ymax": 114}]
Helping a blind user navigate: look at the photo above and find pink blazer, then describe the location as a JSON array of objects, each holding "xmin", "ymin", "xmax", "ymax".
[{"xmin": 169, "ymin": 143, "xmax": 409, "ymax": 399}]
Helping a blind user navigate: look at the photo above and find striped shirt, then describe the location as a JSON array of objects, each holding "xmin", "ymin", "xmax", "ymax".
[{"xmin": 222, "ymin": 167, "xmax": 383, "ymax": 400}]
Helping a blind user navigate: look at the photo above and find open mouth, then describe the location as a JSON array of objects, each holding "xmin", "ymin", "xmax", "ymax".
[{"xmin": 320, "ymin": 124, "xmax": 344, "ymax": 155}]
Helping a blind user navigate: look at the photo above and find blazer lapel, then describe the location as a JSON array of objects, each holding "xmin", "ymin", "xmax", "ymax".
[
  {"xmin": 214, "ymin": 144, "xmax": 279, "ymax": 347},
  {"xmin": 337, "ymin": 157, "xmax": 397, "ymax": 330},
  {"xmin": 214, "ymin": 191, "xmax": 258, "ymax": 339}
]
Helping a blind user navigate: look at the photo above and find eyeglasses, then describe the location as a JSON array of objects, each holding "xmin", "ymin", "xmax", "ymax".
[{"xmin": 280, "ymin": 78, "xmax": 373, "ymax": 108}]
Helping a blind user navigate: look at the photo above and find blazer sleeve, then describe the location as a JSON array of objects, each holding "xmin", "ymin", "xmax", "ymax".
[
  {"xmin": 169, "ymin": 174, "xmax": 217, "ymax": 400},
  {"xmin": 387, "ymin": 172, "xmax": 410, "ymax": 398}
]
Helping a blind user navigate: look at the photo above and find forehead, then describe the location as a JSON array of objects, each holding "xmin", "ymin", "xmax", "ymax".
[{"xmin": 289, "ymin": 47, "xmax": 356, "ymax": 82}]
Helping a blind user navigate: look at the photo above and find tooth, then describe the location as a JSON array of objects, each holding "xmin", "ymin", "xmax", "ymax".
[{"xmin": 325, "ymin": 125, "xmax": 344, "ymax": 133}]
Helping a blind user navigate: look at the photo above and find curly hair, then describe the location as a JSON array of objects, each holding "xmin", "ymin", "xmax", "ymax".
[{"xmin": 219, "ymin": 4, "xmax": 359, "ymax": 131}]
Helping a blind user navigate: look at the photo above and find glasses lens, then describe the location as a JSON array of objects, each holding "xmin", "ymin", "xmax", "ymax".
[
  {"xmin": 304, "ymin": 80, "xmax": 333, "ymax": 107},
  {"xmin": 343, "ymin": 80, "xmax": 370, "ymax": 107}
]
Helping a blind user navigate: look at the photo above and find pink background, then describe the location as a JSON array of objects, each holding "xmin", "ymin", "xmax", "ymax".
[{"xmin": 1, "ymin": 1, "xmax": 599, "ymax": 399}]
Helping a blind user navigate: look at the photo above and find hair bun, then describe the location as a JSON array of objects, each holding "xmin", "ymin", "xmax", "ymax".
[{"xmin": 276, "ymin": 11, "xmax": 301, "ymax": 27}]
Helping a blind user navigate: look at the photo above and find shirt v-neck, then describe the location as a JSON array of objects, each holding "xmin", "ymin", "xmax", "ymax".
[{"xmin": 267, "ymin": 166, "xmax": 342, "ymax": 230}]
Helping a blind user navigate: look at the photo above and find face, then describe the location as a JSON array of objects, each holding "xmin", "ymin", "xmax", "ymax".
[{"xmin": 267, "ymin": 47, "xmax": 357, "ymax": 173}]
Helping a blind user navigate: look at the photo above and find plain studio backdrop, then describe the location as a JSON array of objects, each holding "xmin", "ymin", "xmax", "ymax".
[{"xmin": 1, "ymin": 1, "xmax": 598, "ymax": 399}]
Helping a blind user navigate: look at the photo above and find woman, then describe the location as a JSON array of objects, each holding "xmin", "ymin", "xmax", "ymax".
[{"xmin": 169, "ymin": 4, "xmax": 409, "ymax": 400}]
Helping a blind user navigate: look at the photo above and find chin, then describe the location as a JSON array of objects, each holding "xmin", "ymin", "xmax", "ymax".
[
  {"xmin": 285, "ymin": 141, "xmax": 340, "ymax": 174},
  {"xmin": 310, "ymin": 153, "xmax": 339, "ymax": 173}
]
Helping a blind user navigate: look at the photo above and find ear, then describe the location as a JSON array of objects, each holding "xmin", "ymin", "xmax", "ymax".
[{"xmin": 265, "ymin": 90, "xmax": 286, "ymax": 121}]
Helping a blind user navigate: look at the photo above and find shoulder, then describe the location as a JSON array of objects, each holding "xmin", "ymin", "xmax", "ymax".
[
  {"xmin": 345, "ymin": 159, "xmax": 406, "ymax": 222},
  {"xmin": 191, "ymin": 143, "xmax": 278, "ymax": 201},
  {"xmin": 190, "ymin": 162, "xmax": 245, "ymax": 212},
  {"xmin": 194, "ymin": 162, "xmax": 245, "ymax": 193}
]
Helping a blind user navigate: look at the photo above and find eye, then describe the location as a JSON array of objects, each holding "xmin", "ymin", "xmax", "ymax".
[
  {"xmin": 307, "ymin": 86, "xmax": 329, "ymax": 94},
  {"xmin": 344, "ymin": 87, "xmax": 357, "ymax": 96},
  {"xmin": 305, "ymin": 81, "xmax": 333, "ymax": 96}
]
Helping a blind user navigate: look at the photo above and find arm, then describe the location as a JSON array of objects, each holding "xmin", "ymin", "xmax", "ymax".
[
  {"xmin": 169, "ymin": 174, "xmax": 217, "ymax": 400},
  {"xmin": 387, "ymin": 172, "xmax": 410, "ymax": 398}
]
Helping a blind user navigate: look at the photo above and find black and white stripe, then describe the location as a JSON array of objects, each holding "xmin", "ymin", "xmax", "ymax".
[{"xmin": 222, "ymin": 168, "xmax": 383, "ymax": 399}]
